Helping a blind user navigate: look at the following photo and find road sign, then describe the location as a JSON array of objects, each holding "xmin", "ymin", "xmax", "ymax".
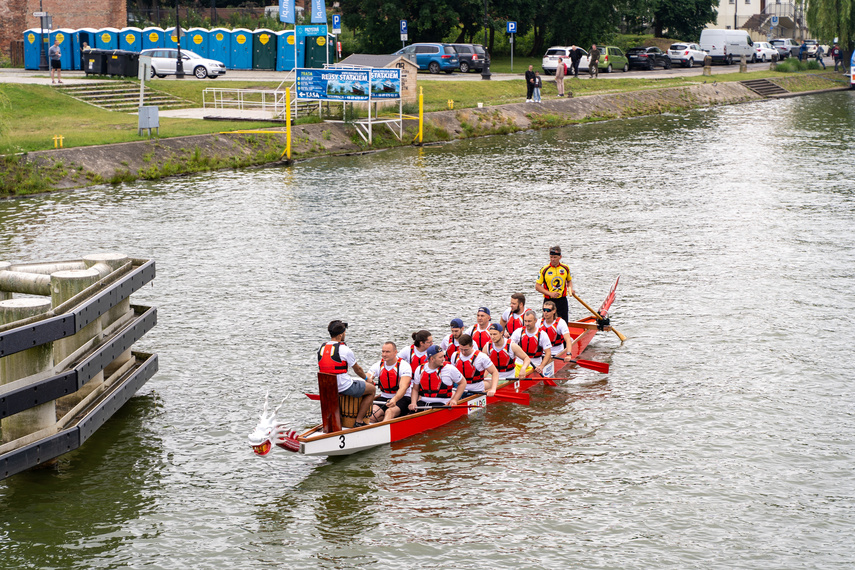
[
  {"xmin": 507, "ymin": 21, "xmax": 517, "ymax": 34},
  {"xmin": 332, "ymin": 14, "xmax": 341, "ymax": 34},
  {"xmin": 400, "ymin": 20, "xmax": 407, "ymax": 34},
  {"xmin": 33, "ymin": 11, "xmax": 46, "ymax": 17},
  {"xmin": 771, "ymin": 15, "xmax": 779, "ymax": 26}
]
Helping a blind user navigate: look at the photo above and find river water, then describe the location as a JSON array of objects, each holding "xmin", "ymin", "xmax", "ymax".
[{"xmin": 1, "ymin": 91, "xmax": 854, "ymax": 569}]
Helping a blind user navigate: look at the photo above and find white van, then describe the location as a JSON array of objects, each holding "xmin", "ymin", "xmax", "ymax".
[{"xmin": 700, "ymin": 29, "xmax": 754, "ymax": 64}]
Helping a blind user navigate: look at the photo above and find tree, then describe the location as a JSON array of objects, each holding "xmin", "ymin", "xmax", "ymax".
[
  {"xmin": 807, "ymin": 0, "xmax": 855, "ymax": 53},
  {"xmin": 652, "ymin": 0, "xmax": 718, "ymax": 40}
]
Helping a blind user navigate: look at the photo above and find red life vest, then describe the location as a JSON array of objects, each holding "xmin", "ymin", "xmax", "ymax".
[
  {"xmin": 540, "ymin": 318, "xmax": 565, "ymax": 349},
  {"xmin": 418, "ymin": 365, "xmax": 453, "ymax": 399},
  {"xmin": 487, "ymin": 341, "xmax": 515, "ymax": 373},
  {"xmin": 409, "ymin": 345, "xmax": 429, "ymax": 370},
  {"xmin": 469, "ymin": 326, "xmax": 491, "ymax": 349},
  {"xmin": 517, "ymin": 330, "xmax": 544, "ymax": 358},
  {"xmin": 445, "ymin": 333, "xmax": 460, "ymax": 361},
  {"xmin": 452, "ymin": 350, "xmax": 485, "ymax": 382},
  {"xmin": 378, "ymin": 358, "xmax": 403, "ymax": 393},
  {"xmin": 505, "ymin": 312, "xmax": 524, "ymax": 335},
  {"xmin": 317, "ymin": 342, "xmax": 348, "ymax": 374}
]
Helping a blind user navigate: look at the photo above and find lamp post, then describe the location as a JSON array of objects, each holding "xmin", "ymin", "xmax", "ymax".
[
  {"xmin": 481, "ymin": 0, "xmax": 492, "ymax": 79},
  {"xmin": 175, "ymin": 2, "xmax": 185, "ymax": 79},
  {"xmin": 38, "ymin": 0, "xmax": 48, "ymax": 71}
]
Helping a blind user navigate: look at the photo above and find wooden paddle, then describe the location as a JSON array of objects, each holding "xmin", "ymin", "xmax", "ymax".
[{"xmin": 572, "ymin": 292, "xmax": 627, "ymax": 342}]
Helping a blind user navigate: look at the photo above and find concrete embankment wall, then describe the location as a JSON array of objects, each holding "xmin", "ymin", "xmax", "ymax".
[{"xmin": 14, "ymin": 82, "xmax": 763, "ymax": 193}]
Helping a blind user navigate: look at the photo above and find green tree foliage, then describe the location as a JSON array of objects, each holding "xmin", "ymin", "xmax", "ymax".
[
  {"xmin": 807, "ymin": 0, "xmax": 855, "ymax": 50},
  {"xmin": 652, "ymin": 0, "xmax": 718, "ymax": 40}
]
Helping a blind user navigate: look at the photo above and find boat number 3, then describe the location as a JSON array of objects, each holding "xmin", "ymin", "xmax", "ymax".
[{"xmin": 339, "ymin": 435, "xmax": 346, "ymax": 448}]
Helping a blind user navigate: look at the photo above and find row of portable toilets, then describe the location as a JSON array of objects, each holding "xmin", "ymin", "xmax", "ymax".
[{"xmin": 23, "ymin": 26, "xmax": 334, "ymax": 72}]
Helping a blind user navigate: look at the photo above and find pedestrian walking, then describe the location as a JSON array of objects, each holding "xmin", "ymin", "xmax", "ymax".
[
  {"xmin": 525, "ymin": 65, "xmax": 536, "ymax": 102},
  {"xmin": 831, "ymin": 43, "xmax": 843, "ymax": 71},
  {"xmin": 570, "ymin": 45, "xmax": 583, "ymax": 77},
  {"xmin": 589, "ymin": 44, "xmax": 601, "ymax": 78},
  {"xmin": 815, "ymin": 45, "xmax": 826, "ymax": 69},
  {"xmin": 533, "ymin": 71, "xmax": 542, "ymax": 102},
  {"xmin": 555, "ymin": 56, "xmax": 566, "ymax": 97},
  {"xmin": 798, "ymin": 41, "xmax": 807, "ymax": 62}
]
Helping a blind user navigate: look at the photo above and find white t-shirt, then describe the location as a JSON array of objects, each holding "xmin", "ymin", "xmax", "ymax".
[
  {"xmin": 501, "ymin": 308, "xmax": 524, "ymax": 334},
  {"xmin": 485, "ymin": 340, "xmax": 516, "ymax": 379},
  {"xmin": 413, "ymin": 363, "xmax": 464, "ymax": 403},
  {"xmin": 398, "ymin": 345, "xmax": 428, "ymax": 366},
  {"xmin": 450, "ymin": 350, "xmax": 493, "ymax": 393},
  {"xmin": 509, "ymin": 328, "xmax": 552, "ymax": 366},
  {"xmin": 320, "ymin": 341, "xmax": 358, "ymax": 392},
  {"xmin": 440, "ymin": 333, "xmax": 460, "ymax": 354},
  {"xmin": 538, "ymin": 317, "xmax": 571, "ymax": 353},
  {"xmin": 467, "ymin": 324, "xmax": 491, "ymax": 349},
  {"xmin": 368, "ymin": 359, "xmax": 413, "ymax": 398}
]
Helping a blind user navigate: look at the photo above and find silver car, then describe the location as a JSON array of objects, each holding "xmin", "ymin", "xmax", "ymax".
[{"xmin": 140, "ymin": 48, "xmax": 227, "ymax": 79}]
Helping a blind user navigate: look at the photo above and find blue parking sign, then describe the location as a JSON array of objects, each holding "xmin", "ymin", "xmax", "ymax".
[
  {"xmin": 507, "ymin": 21, "xmax": 517, "ymax": 34},
  {"xmin": 332, "ymin": 14, "xmax": 341, "ymax": 32},
  {"xmin": 400, "ymin": 20, "xmax": 407, "ymax": 34}
]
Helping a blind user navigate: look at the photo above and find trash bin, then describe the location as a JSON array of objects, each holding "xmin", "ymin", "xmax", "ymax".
[
  {"xmin": 106, "ymin": 50, "xmax": 126, "ymax": 75},
  {"xmin": 123, "ymin": 51, "xmax": 140, "ymax": 77},
  {"xmin": 84, "ymin": 49, "xmax": 108, "ymax": 75}
]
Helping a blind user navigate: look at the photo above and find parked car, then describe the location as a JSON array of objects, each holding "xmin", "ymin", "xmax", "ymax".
[
  {"xmin": 140, "ymin": 49, "xmax": 226, "ymax": 79},
  {"xmin": 626, "ymin": 46, "xmax": 672, "ymax": 70},
  {"xmin": 393, "ymin": 43, "xmax": 459, "ymax": 74},
  {"xmin": 668, "ymin": 42, "xmax": 707, "ymax": 67},
  {"xmin": 768, "ymin": 41, "xmax": 790, "ymax": 60},
  {"xmin": 450, "ymin": 43, "xmax": 490, "ymax": 73},
  {"xmin": 593, "ymin": 46, "xmax": 629, "ymax": 72},
  {"xmin": 770, "ymin": 38, "xmax": 799, "ymax": 59},
  {"xmin": 753, "ymin": 41, "xmax": 778, "ymax": 62},
  {"xmin": 700, "ymin": 29, "xmax": 754, "ymax": 64},
  {"xmin": 541, "ymin": 46, "xmax": 589, "ymax": 75},
  {"xmin": 802, "ymin": 39, "xmax": 818, "ymax": 58}
]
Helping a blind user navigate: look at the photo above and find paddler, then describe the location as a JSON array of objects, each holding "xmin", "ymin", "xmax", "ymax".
[
  {"xmin": 440, "ymin": 318, "xmax": 464, "ymax": 362},
  {"xmin": 500, "ymin": 293, "xmax": 526, "ymax": 338},
  {"xmin": 535, "ymin": 245, "xmax": 573, "ymax": 324},
  {"xmin": 398, "ymin": 329, "xmax": 433, "ymax": 371},
  {"xmin": 450, "ymin": 334, "xmax": 499, "ymax": 397},
  {"xmin": 539, "ymin": 299, "xmax": 576, "ymax": 361},
  {"xmin": 484, "ymin": 323, "xmax": 528, "ymax": 381},
  {"xmin": 366, "ymin": 341, "xmax": 413, "ymax": 423},
  {"xmin": 467, "ymin": 307, "xmax": 493, "ymax": 349},
  {"xmin": 318, "ymin": 320, "xmax": 375, "ymax": 427},
  {"xmin": 409, "ymin": 346, "xmax": 467, "ymax": 411},
  {"xmin": 509, "ymin": 310, "xmax": 553, "ymax": 378}
]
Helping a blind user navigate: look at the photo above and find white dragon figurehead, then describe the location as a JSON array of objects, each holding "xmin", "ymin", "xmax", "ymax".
[{"xmin": 248, "ymin": 392, "xmax": 299, "ymax": 455}]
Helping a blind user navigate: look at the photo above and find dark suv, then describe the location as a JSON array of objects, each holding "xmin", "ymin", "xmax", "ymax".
[
  {"xmin": 626, "ymin": 46, "xmax": 672, "ymax": 70},
  {"xmin": 450, "ymin": 43, "xmax": 490, "ymax": 73}
]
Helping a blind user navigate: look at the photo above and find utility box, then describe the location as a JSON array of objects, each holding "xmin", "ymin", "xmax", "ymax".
[{"xmin": 139, "ymin": 106, "xmax": 159, "ymax": 136}]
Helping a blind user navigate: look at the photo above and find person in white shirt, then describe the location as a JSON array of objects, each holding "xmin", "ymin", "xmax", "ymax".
[
  {"xmin": 409, "ymin": 346, "xmax": 467, "ymax": 410},
  {"xmin": 317, "ymin": 320, "xmax": 373, "ymax": 426},
  {"xmin": 398, "ymin": 329, "xmax": 433, "ymax": 372},
  {"xmin": 450, "ymin": 334, "xmax": 498, "ymax": 397},
  {"xmin": 485, "ymin": 323, "xmax": 529, "ymax": 380},
  {"xmin": 467, "ymin": 307, "xmax": 492, "ymax": 349},
  {"xmin": 538, "ymin": 300, "xmax": 576, "ymax": 377},
  {"xmin": 509, "ymin": 310, "xmax": 553, "ymax": 378},
  {"xmin": 500, "ymin": 293, "xmax": 526, "ymax": 338},
  {"xmin": 366, "ymin": 341, "xmax": 413, "ymax": 423},
  {"xmin": 440, "ymin": 318, "xmax": 464, "ymax": 362}
]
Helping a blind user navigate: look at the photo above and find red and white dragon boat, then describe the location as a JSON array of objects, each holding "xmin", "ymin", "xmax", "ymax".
[{"xmin": 249, "ymin": 277, "xmax": 622, "ymax": 458}]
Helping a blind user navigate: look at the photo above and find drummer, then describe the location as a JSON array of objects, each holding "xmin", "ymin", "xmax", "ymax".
[{"xmin": 409, "ymin": 346, "xmax": 467, "ymax": 411}]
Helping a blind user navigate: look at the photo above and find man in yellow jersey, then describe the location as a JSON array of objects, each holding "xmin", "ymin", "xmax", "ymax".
[{"xmin": 534, "ymin": 246, "xmax": 574, "ymax": 323}]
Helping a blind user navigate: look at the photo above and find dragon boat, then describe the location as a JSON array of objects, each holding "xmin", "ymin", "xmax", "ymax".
[{"xmin": 249, "ymin": 277, "xmax": 622, "ymax": 458}]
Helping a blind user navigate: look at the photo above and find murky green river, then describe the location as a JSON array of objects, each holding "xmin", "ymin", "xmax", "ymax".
[{"xmin": 1, "ymin": 91, "xmax": 854, "ymax": 568}]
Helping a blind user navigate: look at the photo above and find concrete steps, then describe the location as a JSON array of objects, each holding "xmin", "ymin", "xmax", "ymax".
[
  {"xmin": 740, "ymin": 78, "xmax": 790, "ymax": 96},
  {"xmin": 56, "ymin": 81, "xmax": 195, "ymax": 112}
]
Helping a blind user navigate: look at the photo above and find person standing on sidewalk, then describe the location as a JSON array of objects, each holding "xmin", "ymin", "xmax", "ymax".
[
  {"xmin": 555, "ymin": 56, "xmax": 566, "ymax": 97},
  {"xmin": 831, "ymin": 43, "xmax": 843, "ymax": 71},
  {"xmin": 815, "ymin": 44, "xmax": 826, "ymax": 69},
  {"xmin": 570, "ymin": 46, "xmax": 583, "ymax": 77},
  {"xmin": 589, "ymin": 44, "xmax": 601, "ymax": 78},
  {"xmin": 533, "ymin": 71, "xmax": 543, "ymax": 102},
  {"xmin": 48, "ymin": 38, "xmax": 62, "ymax": 84},
  {"xmin": 525, "ymin": 65, "xmax": 536, "ymax": 102}
]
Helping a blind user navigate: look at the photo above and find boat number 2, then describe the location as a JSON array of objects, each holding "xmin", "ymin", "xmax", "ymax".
[{"xmin": 339, "ymin": 435, "xmax": 346, "ymax": 448}]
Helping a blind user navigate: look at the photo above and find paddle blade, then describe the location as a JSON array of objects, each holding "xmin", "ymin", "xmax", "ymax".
[
  {"xmin": 304, "ymin": 393, "xmax": 320, "ymax": 401},
  {"xmin": 542, "ymin": 377, "xmax": 559, "ymax": 386},
  {"xmin": 574, "ymin": 359, "xmax": 610, "ymax": 374},
  {"xmin": 493, "ymin": 391, "xmax": 531, "ymax": 406}
]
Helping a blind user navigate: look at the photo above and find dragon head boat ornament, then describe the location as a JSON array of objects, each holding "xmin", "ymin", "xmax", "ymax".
[{"xmin": 248, "ymin": 392, "xmax": 300, "ymax": 455}]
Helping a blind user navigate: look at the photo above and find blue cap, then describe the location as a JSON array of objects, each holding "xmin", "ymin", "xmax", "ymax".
[
  {"xmin": 477, "ymin": 307, "xmax": 491, "ymax": 316},
  {"xmin": 426, "ymin": 345, "xmax": 443, "ymax": 358},
  {"xmin": 450, "ymin": 318, "xmax": 464, "ymax": 328},
  {"xmin": 488, "ymin": 323, "xmax": 503, "ymax": 333}
]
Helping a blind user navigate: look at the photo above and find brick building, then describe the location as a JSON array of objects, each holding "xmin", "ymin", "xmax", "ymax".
[{"xmin": 1, "ymin": 0, "xmax": 126, "ymax": 60}]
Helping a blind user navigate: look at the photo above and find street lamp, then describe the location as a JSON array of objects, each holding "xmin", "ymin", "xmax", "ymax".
[
  {"xmin": 38, "ymin": 0, "xmax": 48, "ymax": 71},
  {"xmin": 175, "ymin": 2, "xmax": 185, "ymax": 79},
  {"xmin": 481, "ymin": 0, "xmax": 492, "ymax": 79}
]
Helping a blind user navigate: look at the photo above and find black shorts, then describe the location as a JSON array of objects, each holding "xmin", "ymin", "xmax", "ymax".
[
  {"xmin": 50, "ymin": 60, "xmax": 61, "ymax": 69},
  {"xmin": 376, "ymin": 395, "xmax": 412, "ymax": 416}
]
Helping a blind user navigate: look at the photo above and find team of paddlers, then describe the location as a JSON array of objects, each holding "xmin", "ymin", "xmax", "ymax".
[{"xmin": 317, "ymin": 247, "xmax": 579, "ymax": 427}]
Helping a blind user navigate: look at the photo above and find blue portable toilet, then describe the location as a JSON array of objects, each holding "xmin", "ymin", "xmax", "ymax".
[
  {"xmin": 23, "ymin": 29, "xmax": 45, "ymax": 70},
  {"xmin": 275, "ymin": 30, "xmax": 296, "ymax": 71},
  {"xmin": 209, "ymin": 28, "xmax": 230, "ymax": 65},
  {"xmin": 48, "ymin": 29, "xmax": 74, "ymax": 70},
  {"xmin": 119, "ymin": 27, "xmax": 143, "ymax": 52},
  {"xmin": 229, "ymin": 28, "xmax": 252, "ymax": 69},
  {"xmin": 95, "ymin": 27, "xmax": 119, "ymax": 50},
  {"xmin": 75, "ymin": 28, "xmax": 97, "ymax": 69},
  {"xmin": 164, "ymin": 27, "xmax": 189, "ymax": 50},
  {"xmin": 142, "ymin": 27, "xmax": 165, "ymax": 50},
  {"xmin": 186, "ymin": 28, "xmax": 208, "ymax": 57}
]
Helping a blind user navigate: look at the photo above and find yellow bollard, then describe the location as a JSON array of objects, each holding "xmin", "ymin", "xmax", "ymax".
[
  {"xmin": 447, "ymin": 99, "xmax": 454, "ymax": 110},
  {"xmin": 280, "ymin": 87, "xmax": 292, "ymax": 161},
  {"xmin": 415, "ymin": 86, "xmax": 424, "ymax": 144},
  {"xmin": 52, "ymin": 135, "xmax": 65, "ymax": 148}
]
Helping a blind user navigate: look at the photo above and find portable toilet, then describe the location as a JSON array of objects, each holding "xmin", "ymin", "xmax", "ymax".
[
  {"xmin": 252, "ymin": 29, "xmax": 276, "ymax": 69},
  {"xmin": 209, "ymin": 28, "xmax": 230, "ymax": 65},
  {"xmin": 119, "ymin": 27, "xmax": 143, "ymax": 52},
  {"xmin": 275, "ymin": 30, "xmax": 296, "ymax": 71},
  {"xmin": 229, "ymin": 28, "xmax": 252, "ymax": 69},
  {"xmin": 95, "ymin": 27, "xmax": 119, "ymax": 50},
  {"xmin": 75, "ymin": 28, "xmax": 97, "ymax": 69},
  {"xmin": 186, "ymin": 28, "xmax": 208, "ymax": 57},
  {"xmin": 142, "ymin": 27, "xmax": 165, "ymax": 50},
  {"xmin": 48, "ymin": 29, "xmax": 74, "ymax": 69},
  {"xmin": 304, "ymin": 33, "xmax": 332, "ymax": 69},
  {"xmin": 23, "ymin": 29, "xmax": 45, "ymax": 70},
  {"xmin": 164, "ymin": 27, "xmax": 189, "ymax": 50}
]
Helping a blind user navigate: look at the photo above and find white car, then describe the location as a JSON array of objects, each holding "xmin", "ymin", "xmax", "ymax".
[
  {"xmin": 753, "ymin": 42, "xmax": 778, "ymax": 63},
  {"xmin": 667, "ymin": 42, "xmax": 707, "ymax": 67},
  {"xmin": 541, "ymin": 46, "xmax": 589, "ymax": 75},
  {"xmin": 140, "ymin": 48, "xmax": 227, "ymax": 79}
]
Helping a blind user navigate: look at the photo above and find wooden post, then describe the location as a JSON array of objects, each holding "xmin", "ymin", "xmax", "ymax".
[
  {"xmin": 0, "ymin": 298, "xmax": 54, "ymax": 444},
  {"xmin": 703, "ymin": 55, "xmax": 712, "ymax": 76},
  {"xmin": 0, "ymin": 262, "xmax": 10, "ymax": 300},
  {"xmin": 318, "ymin": 372, "xmax": 342, "ymax": 433}
]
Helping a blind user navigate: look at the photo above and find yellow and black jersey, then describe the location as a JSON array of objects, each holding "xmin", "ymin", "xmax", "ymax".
[{"xmin": 536, "ymin": 263, "xmax": 572, "ymax": 298}]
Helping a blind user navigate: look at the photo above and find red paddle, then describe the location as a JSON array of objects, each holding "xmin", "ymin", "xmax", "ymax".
[{"xmin": 565, "ymin": 358, "xmax": 610, "ymax": 374}]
